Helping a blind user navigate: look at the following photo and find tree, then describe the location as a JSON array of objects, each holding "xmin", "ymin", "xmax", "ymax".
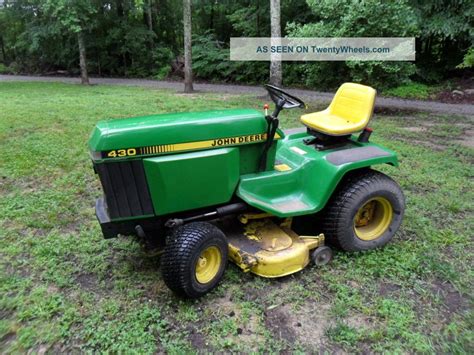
[
  {"xmin": 42, "ymin": 0, "xmax": 97, "ymax": 84},
  {"xmin": 0, "ymin": 0, "xmax": 471, "ymax": 87},
  {"xmin": 183, "ymin": 0, "xmax": 193, "ymax": 92},
  {"xmin": 269, "ymin": 0, "xmax": 282, "ymax": 86},
  {"xmin": 287, "ymin": 0, "xmax": 418, "ymax": 89},
  {"xmin": 409, "ymin": 0, "xmax": 473, "ymax": 80}
]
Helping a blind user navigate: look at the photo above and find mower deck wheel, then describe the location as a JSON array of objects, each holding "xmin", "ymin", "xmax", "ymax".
[
  {"xmin": 311, "ymin": 246, "xmax": 333, "ymax": 266},
  {"xmin": 161, "ymin": 222, "xmax": 228, "ymax": 298}
]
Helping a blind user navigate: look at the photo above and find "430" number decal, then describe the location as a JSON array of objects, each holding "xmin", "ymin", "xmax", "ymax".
[{"xmin": 107, "ymin": 148, "xmax": 137, "ymax": 158}]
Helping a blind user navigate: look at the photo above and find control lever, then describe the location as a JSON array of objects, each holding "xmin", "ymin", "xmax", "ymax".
[{"xmin": 259, "ymin": 103, "xmax": 280, "ymax": 171}]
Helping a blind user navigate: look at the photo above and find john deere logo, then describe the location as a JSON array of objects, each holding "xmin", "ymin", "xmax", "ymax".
[{"xmin": 211, "ymin": 134, "xmax": 267, "ymax": 147}]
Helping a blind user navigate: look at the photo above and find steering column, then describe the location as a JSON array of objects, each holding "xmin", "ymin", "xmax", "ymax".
[{"xmin": 258, "ymin": 85, "xmax": 306, "ymax": 172}]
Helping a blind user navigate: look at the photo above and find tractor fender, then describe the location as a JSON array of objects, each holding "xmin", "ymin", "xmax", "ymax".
[
  {"xmin": 320, "ymin": 147, "xmax": 398, "ymax": 210},
  {"xmin": 237, "ymin": 141, "xmax": 398, "ymax": 217}
]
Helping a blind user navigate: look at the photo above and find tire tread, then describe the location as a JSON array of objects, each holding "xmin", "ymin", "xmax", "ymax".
[
  {"xmin": 322, "ymin": 169, "xmax": 404, "ymax": 252},
  {"xmin": 161, "ymin": 222, "xmax": 227, "ymax": 298}
]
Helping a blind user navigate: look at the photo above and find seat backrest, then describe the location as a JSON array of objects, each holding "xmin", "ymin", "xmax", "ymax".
[{"xmin": 329, "ymin": 83, "xmax": 376, "ymax": 124}]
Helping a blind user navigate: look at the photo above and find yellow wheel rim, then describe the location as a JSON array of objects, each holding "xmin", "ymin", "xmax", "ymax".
[
  {"xmin": 354, "ymin": 197, "xmax": 393, "ymax": 241},
  {"xmin": 195, "ymin": 246, "xmax": 222, "ymax": 284}
]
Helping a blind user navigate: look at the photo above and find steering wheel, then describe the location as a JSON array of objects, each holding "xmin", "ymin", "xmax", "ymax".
[{"xmin": 264, "ymin": 84, "xmax": 306, "ymax": 111}]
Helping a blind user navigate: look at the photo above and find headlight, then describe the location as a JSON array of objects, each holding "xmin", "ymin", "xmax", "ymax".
[{"xmin": 90, "ymin": 150, "xmax": 102, "ymax": 161}]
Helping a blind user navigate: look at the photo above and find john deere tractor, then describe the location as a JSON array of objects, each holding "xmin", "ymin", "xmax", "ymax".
[{"xmin": 89, "ymin": 83, "xmax": 405, "ymax": 298}]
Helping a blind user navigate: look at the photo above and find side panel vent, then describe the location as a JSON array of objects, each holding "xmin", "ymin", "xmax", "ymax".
[{"xmin": 95, "ymin": 160, "xmax": 154, "ymax": 219}]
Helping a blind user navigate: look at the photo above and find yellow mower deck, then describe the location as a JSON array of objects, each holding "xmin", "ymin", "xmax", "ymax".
[{"xmin": 221, "ymin": 216, "xmax": 324, "ymax": 278}]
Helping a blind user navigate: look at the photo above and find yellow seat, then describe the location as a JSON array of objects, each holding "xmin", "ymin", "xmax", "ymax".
[{"xmin": 300, "ymin": 83, "xmax": 376, "ymax": 136}]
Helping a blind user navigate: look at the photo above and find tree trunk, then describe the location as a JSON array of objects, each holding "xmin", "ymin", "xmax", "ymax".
[
  {"xmin": 146, "ymin": 0, "xmax": 153, "ymax": 32},
  {"xmin": 77, "ymin": 31, "xmax": 90, "ymax": 85},
  {"xmin": 116, "ymin": 0, "xmax": 124, "ymax": 17},
  {"xmin": 256, "ymin": 0, "xmax": 260, "ymax": 36},
  {"xmin": 0, "ymin": 35, "xmax": 7, "ymax": 64},
  {"xmin": 183, "ymin": 0, "xmax": 194, "ymax": 93},
  {"xmin": 209, "ymin": 1, "xmax": 214, "ymax": 30},
  {"xmin": 269, "ymin": 0, "xmax": 282, "ymax": 87},
  {"xmin": 97, "ymin": 52, "xmax": 102, "ymax": 77}
]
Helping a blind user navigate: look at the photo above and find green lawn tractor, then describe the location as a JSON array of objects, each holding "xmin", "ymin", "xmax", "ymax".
[{"xmin": 89, "ymin": 83, "xmax": 405, "ymax": 298}]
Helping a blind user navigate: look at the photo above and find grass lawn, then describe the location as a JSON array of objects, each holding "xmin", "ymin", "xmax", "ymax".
[{"xmin": 1, "ymin": 82, "xmax": 473, "ymax": 353}]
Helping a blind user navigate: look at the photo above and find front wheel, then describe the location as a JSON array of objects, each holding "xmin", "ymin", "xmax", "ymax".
[
  {"xmin": 322, "ymin": 170, "xmax": 405, "ymax": 252},
  {"xmin": 161, "ymin": 222, "xmax": 228, "ymax": 298}
]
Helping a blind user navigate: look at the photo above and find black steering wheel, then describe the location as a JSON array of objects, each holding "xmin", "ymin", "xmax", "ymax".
[
  {"xmin": 258, "ymin": 85, "xmax": 306, "ymax": 171},
  {"xmin": 264, "ymin": 84, "xmax": 306, "ymax": 112}
]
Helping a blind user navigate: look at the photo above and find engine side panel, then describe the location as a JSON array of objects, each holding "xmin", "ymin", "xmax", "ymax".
[{"xmin": 143, "ymin": 147, "xmax": 240, "ymax": 215}]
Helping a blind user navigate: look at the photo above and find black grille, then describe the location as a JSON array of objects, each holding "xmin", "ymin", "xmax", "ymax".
[{"xmin": 95, "ymin": 160, "xmax": 154, "ymax": 219}]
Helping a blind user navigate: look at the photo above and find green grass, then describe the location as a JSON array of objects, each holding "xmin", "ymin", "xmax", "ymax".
[
  {"xmin": 1, "ymin": 82, "xmax": 473, "ymax": 353},
  {"xmin": 383, "ymin": 82, "xmax": 441, "ymax": 100}
]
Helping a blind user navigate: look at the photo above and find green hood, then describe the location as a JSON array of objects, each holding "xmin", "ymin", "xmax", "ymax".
[{"xmin": 88, "ymin": 109, "xmax": 268, "ymax": 153}]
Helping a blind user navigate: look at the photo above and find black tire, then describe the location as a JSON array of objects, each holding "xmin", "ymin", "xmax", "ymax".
[
  {"xmin": 161, "ymin": 222, "xmax": 228, "ymax": 298},
  {"xmin": 322, "ymin": 170, "xmax": 405, "ymax": 252},
  {"xmin": 311, "ymin": 246, "xmax": 333, "ymax": 266}
]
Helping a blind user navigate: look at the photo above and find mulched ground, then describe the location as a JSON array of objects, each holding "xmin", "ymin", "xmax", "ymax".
[
  {"xmin": 435, "ymin": 91, "xmax": 474, "ymax": 104},
  {"xmin": 435, "ymin": 77, "xmax": 474, "ymax": 104}
]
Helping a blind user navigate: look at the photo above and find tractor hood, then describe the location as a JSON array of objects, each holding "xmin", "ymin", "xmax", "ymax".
[{"xmin": 89, "ymin": 109, "xmax": 275, "ymax": 161}]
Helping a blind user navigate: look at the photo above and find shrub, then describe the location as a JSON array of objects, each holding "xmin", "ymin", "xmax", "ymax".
[
  {"xmin": 0, "ymin": 63, "xmax": 10, "ymax": 74},
  {"xmin": 0, "ymin": 61, "xmax": 21, "ymax": 75},
  {"xmin": 192, "ymin": 33, "xmax": 267, "ymax": 84},
  {"xmin": 286, "ymin": 0, "xmax": 418, "ymax": 89},
  {"xmin": 152, "ymin": 46, "xmax": 174, "ymax": 79},
  {"xmin": 384, "ymin": 82, "xmax": 434, "ymax": 99},
  {"xmin": 457, "ymin": 47, "xmax": 474, "ymax": 69}
]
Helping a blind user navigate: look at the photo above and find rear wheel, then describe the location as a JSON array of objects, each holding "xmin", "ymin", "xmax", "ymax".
[
  {"xmin": 161, "ymin": 222, "xmax": 228, "ymax": 298},
  {"xmin": 322, "ymin": 170, "xmax": 405, "ymax": 252}
]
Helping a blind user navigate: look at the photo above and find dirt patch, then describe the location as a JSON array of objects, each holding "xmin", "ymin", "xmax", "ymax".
[
  {"xmin": 264, "ymin": 305, "xmax": 297, "ymax": 344},
  {"xmin": 61, "ymin": 220, "xmax": 83, "ymax": 234},
  {"xmin": 345, "ymin": 313, "xmax": 377, "ymax": 330},
  {"xmin": 203, "ymin": 293, "xmax": 265, "ymax": 349},
  {"xmin": 379, "ymin": 282, "xmax": 402, "ymax": 297},
  {"xmin": 173, "ymin": 93, "xmax": 201, "ymax": 99},
  {"xmin": 436, "ymin": 91, "xmax": 474, "ymax": 104},
  {"xmin": 264, "ymin": 302, "xmax": 333, "ymax": 350},
  {"xmin": 403, "ymin": 126, "xmax": 428, "ymax": 133},
  {"xmin": 2, "ymin": 254, "xmax": 33, "ymax": 280},
  {"xmin": 434, "ymin": 77, "xmax": 474, "ymax": 104},
  {"xmin": 407, "ymin": 138, "xmax": 447, "ymax": 151},
  {"xmin": 401, "ymin": 120, "xmax": 474, "ymax": 149},
  {"xmin": 431, "ymin": 279, "xmax": 468, "ymax": 319},
  {"xmin": 75, "ymin": 272, "xmax": 99, "ymax": 291},
  {"xmin": 210, "ymin": 94, "xmax": 234, "ymax": 101},
  {"xmin": 403, "ymin": 121, "xmax": 457, "ymax": 131},
  {"xmin": 455, "ymin": 129, "xmax": 474, "ymax": 148},
  {"xmin": 26, "ymin": 344, "xmax": 49, "ymax": 355},
  {"xmin": 0, "ymin": 332, "xmax": 17, "ymax": 350},
  {"xmin": 187, "ymin": 327, "xmax": 208, "ymax": 349},
  {"xmin": 374, "ymin": 106, "xmax": 420, "ymax": 116},
  {"xmin": 1, "ymin": 174, "xmax": 58, "ymax": 193}
]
